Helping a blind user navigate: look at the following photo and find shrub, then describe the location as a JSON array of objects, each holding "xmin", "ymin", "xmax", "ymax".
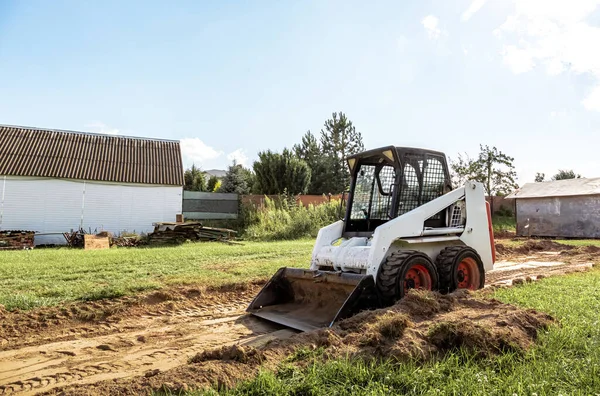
[{"xmin": 245, "ymin": 196, "xmax": 343, "ymax": 241}]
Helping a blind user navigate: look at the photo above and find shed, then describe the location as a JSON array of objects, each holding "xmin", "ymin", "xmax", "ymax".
[
  {"xmin": 506, "ymin": 178, "xmax": 600, "ymax": 238},
  {"xmin": 0, "ymin": 124, "xmax": 185, "ymax": 245}
]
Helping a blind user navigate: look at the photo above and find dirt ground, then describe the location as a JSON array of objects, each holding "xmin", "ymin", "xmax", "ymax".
[{"xmin": 0, "ymin": 240, "xmax": 596, "ymax": 395}]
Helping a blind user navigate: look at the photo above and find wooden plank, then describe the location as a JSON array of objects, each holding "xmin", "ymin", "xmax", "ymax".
[{"xmin": 84, "ymin": 234, "xmax": 110, "ymax": 250}]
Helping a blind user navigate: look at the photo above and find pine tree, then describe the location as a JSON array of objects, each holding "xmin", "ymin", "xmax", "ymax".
[
  {"xmin": 319, "ymin": 112, "xmax": 365, "ymax": 193},
  {"xmin": 183, "ymin": 164, "xmax": 206, "ymax": 191},
  {"xmin": 218, "ymin": 163, "xmax": 251, "ymax": 194},
  {"xmin": 293, "ymin": 131, "xmax": 331, "ymax": 194}
]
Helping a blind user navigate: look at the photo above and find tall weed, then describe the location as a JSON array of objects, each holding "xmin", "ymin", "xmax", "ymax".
[{"xmin": 245, "ymin": 196, "xmax": 343, "ymax": 241}]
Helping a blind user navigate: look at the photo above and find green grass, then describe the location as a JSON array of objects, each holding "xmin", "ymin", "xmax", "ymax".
[
  {"xmin": 200, "ymin": 268, "xmax": 600, "ymax": 395},
  {"xmin": 553, "ymin": 239, "xmax": 600, "ymax": 247},
  {"xmin": 492, "ymin": 215, "xmax": 516, "ymax": 234},
  {"xmin": 0, "ymin": 240, "xmax": 313, "ymax": 310}
]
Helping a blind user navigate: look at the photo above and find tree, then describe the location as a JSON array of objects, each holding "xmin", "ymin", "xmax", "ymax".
[
  {"xmin": 293, "ymin": 131, "xmax": 333, "ymax": 194},
  {"xmin": 535, "ymin": 172, "xmax": 545, "ymax": 182},
  {"xmin": 218, "ymin": 162, "xmax": 251, "ymax": 194},
  {"xmin": 183, "ymin": 164, "xmax": 206, "ymax": 191},
  {"xmin": 239, "ymin": 166, "xmax": 258, "ymax": 193},
  {"xmin": 253, "ymin": 149, "xmax": 311, "ymax": 195},
  {"xmin": 207, "ymin": 175, "xmax": 220, "ymax": 192},
  {"xmin": 450, "ymin": 145, "xmax": 519, "ymax": 214},
  {"xmin": 319, "ymin": 112, "xmax": 365, "ymax": 193},
  {"xmin": 552, "ymin": 169, "xmax": 581, "ymax": 181}
]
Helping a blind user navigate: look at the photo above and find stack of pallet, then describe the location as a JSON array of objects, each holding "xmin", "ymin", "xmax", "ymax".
[
  {"xmin": 0, "ymin": 230, "xmax": 35, "ymax": 250},
  {"xmin": 147, "ymin": 222, "xmax": 236, "ymax": 245}
]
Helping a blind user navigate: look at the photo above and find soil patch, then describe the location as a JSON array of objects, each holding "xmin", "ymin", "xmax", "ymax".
[
  {"xmin": 48, "ymin": 290, "xmax": 553, "ymax": 395},
  {"xmin": 0, "ymin": 281, "xmax": 265, "ymax": 352},
  {"xmin": 495, "ymin": 240, "xmax": 576, "ymax": 258}
]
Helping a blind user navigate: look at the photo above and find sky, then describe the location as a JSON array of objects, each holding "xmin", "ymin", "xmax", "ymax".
[{"xmin": 1, "ymin": 0, "xmax": 600, "ymax": 186}]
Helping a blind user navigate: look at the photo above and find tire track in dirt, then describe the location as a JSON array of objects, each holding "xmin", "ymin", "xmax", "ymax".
[
  {"xmin": 0, "ymin": 300, "xmax": 283, "ymax": 395},
  {"xmin": 487, "ymin": 252, "xmax": 594, "ymax": 286}
]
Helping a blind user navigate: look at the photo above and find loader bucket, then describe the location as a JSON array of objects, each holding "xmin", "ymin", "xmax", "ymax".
[{"xmin": 247, "ymin": 267, "xmax": 378, "ymax": 332}]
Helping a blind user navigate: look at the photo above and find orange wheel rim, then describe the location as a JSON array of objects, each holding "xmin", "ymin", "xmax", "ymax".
[
  {"xmin": 404, "ymin": 264, "xmax": 432, "ymax": 291},
  {"xmin": 457, "ymin": 257, "xmax": 480, "ymax": 290}
]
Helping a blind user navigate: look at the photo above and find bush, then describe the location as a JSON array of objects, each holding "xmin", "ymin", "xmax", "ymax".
[{"xmin": 245, "ymin": 196, "xmax": 343, "ymax": 241}]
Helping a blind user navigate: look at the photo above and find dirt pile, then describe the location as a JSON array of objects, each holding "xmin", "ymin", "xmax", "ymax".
[
  {"xmin": 49, "ymin": 290, "xmax": 553, "ymax": 395},
  {"xmin": 495, "ymin": 240, "xmax": 576, "ymax": 258},
  {"xmin": 258, "ymin": 289, "xmax": 553, "ymax": 362},
  {"xmin": 495, "ymin": 240, "xmax": 600, "ymax": 264}
]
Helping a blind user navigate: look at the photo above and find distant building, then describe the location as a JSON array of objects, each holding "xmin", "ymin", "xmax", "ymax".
[
  {"xmin": 0, "ymin": 124, "xmax": 184, "ymax": 245},
  {"xmin": 506, "ymin": 178, "xmax": 600, "ymax": 238}
]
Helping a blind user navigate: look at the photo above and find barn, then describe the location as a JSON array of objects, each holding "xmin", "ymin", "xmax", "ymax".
[
  {"xmin": 0, "ymin": 125, "xmax": 184, "ymax": 245},
  {"xmin": 506, "ymin": 177, "xmax": 600, "ymax": 238}
]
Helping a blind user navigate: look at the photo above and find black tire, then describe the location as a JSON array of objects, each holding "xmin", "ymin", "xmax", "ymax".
[
  {"xmin": 376, "ymin": 250, "xmax": 439, "ymax": 306},
  {"xmin": 435, "ymin": 246, "xmax": 485, "ymax": 294}
]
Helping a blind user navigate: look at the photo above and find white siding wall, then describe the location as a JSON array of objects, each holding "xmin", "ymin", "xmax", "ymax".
[{"xmin": 0, "ymin": 176, "xmax": 182, "ymax": 245}]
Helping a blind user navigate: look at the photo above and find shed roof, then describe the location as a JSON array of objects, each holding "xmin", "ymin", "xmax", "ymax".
[
  {"xmin": 0, "ymin": 124, "xmax": 184, "ymax": 185},
  {"xmin": 506, "ymin": 177, "xmax": 600, "ymax": 199}
]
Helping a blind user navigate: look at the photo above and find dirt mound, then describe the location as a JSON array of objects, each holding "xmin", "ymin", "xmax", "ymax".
[
  {"xmin": 495, "ymin": 240, "xmax": 577, "ymax": 258},
  {"xmin": 50, "ymin": 290, "xmax": 553, "ymax": 395},
  {"xmin": 518, "ymin": 240, "xmax": 575, "ymax": 253},
  {"xmin": 192, "ymin": 344, "xmax": 265, "ymax": 364}
]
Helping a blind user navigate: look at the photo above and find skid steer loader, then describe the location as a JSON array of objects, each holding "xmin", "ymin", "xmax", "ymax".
[{"xmin": 247, "ymin": 146, "xmax": 495, "ymax": 332}]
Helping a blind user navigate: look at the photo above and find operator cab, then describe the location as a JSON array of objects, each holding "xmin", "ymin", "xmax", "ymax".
[{"xmin": 343, "ymin": 146, "xmax": 452, "ymax": 238}]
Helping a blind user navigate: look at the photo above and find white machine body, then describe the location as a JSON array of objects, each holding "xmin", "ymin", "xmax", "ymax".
[{"xmin": 310, "ymin": 181, "xmax": 495, "ymax": 277}]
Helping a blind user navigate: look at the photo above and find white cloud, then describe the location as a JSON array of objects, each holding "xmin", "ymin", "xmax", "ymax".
[
  {"xmin": 227, "ymin": 148, "xmax": 249, "ymax": 166},
  {"xmin": 502, "ymin": 45, "xmax": 534, "ymax": 73},
  {"xmin": 180, "ymin": 138, "xmax": 223, "ymax": 166},
  {"xmin": 462, "ymin": 0, "xmax": 488, "ymax": 21},
  {"xmin": 494, "ymin": 0, "xmax": 600, "ymax": 111},
  {"xmin": 85, "ymin": 121, "xmax": 119, "ymax": 135},
  {"xmin": 582, "ymin": 85, "xmax": 600, "ymax": 111},
  {"xmin": 422, "ymin": 15, "xmax": 442, "ymax": 39}
]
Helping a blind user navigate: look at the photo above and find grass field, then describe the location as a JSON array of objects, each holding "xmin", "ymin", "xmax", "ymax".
[
  {"xmin": 202, "ymin": 268, "xmax": 600, "ymax": 395},
  {"xmin": 2, "ymin": 235, "xmax": 598, "ymax": 311},
  {"xmin": 0, "ymin": 240, "xmax": 313, "ymax": 310}
]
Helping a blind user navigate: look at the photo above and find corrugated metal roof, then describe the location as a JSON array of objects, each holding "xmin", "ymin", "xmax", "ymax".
[
  {"xmin": 0, "ymin": 125, "xmax": 184, "ymax": 185},
  {"xmin": 506, "ymin": 177, "xmax": 600, "ymax": 199}
]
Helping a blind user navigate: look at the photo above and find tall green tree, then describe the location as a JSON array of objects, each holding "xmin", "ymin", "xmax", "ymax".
[
  {"xmin": 218, "ymin": 163, "xmax": 251, "ymax": 194},
  {"xmin": 183, "ymin": 164, "xmax": 206, "ymax": 191},
  {"xmin": 253, "ymin": 149, "xmax": 311, "ymax": 195},
  {"xmin": 293, "ymin": 131, "xmax": 333, "ymax": 194},
  {"xmin": 239, "ymin": 166, "xmax": 258, "ymax": 193},
  {"xmin": 451, "ymin": 145, "xmax": 518, "ymax": 214},
  {"xmin": 552, "ymin": 169, "xmax": 581, "ymax": 180},
  {"xmin": 319, "ymin": 112, "xmax": 365, "ymax": 193}
]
